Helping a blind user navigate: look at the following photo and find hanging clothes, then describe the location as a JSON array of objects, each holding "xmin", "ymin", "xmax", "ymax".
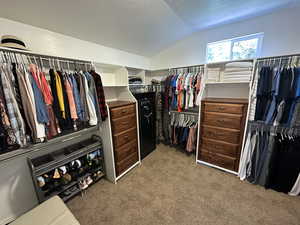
[
  {"xmin": 0, "ymin": 69, "xmax": 19, "ymax": 151},
  {"xmin": 90, "ymin": 70, "xmax": 107, "ymax": 121},
  {"xmin": 75, "ymin": 72, "xmax": 89, "ymax": 122},
  {"xmin": 289, "ymin": 173, "xmax": 300, "ymax": 196},
  {"xmin": 15, "ymin": 66, "xmax": 38, "ymax": 140},
  {"xmin": 64, "ymin": 75, "xmax": 77, "ymax": 120},
  {"xmin": 239, "ymin": 55, "xmax": 300, "ymax": 196},
  {"xmin": 0, "ymin": 57, "xmax": 105, "ymax": 155},
  {"xmin": 29, "ymin": 71, "xmax": 49, "ymax": 124},
  {"xmin": 0, "ymin": 64, "xmax": 26, "ymax": 146},
  {"xmin": 164, "ymin": 70, "xmax": 204, "ymax": 112},
  {"xmin": 169, "ymin": 111, "xmax": 198, "ymax": 153},
  {"xmin": 69, "ymin": 74, "xmax": 84, "ymax": 121},
  {"xmin": 24, "ymin": 67, "xmax": 46, "ymax": 140},
  {"xmin": 82, "ymin": 73, "xmax": 97, "ymax": 126},
  {"xmin": 267, "ymin": 137, "xmax": 300, "ymax": 193}
]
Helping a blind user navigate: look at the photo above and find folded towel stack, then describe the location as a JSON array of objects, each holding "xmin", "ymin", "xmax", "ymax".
[
  {"xmin": 206, "ymin": 67, "xmax": 220, "ymax": 83},
  {"xmin": 222, "ymin": 62, "xmax": 253, "ymax": 82}
]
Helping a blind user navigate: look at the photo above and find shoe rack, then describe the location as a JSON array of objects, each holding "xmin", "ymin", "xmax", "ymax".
[{"xmin": 28, "ymin": 135, "xmax": 105, "ymax": 203}]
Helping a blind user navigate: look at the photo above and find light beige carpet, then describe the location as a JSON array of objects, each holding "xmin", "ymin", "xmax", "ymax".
[{"xmin": 68, "ymin": 144, "xmax": 300, "ymax": 225}]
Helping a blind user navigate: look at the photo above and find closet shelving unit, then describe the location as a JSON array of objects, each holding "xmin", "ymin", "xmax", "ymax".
[
  {"xmin": 127, "ymin": 67, "xmax": 146, "ymax": 86},
  {"xmin": 94, "ymin": 62, "xmax": 142, "ymax": 183},
  {"xmin": 144, "ymin": 69, "xmax": 168, "ymax": 85},
  {"xmin": 203, "ymin": 59, "xmax": 253, "ymax": 97},
  {"xmin": 0, "ymin": 46, "xmax": 104, "ymax": 225},
  {"xmin": 195, "ymin": 59, "xmax": 255, "ymax": 175},
  {"xmin": 0, "ymin": 46, "xmax": 101, "ymax": 163}
]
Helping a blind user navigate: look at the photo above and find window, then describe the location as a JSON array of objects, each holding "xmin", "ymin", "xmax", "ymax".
[{"xmin": 206, "ymin": 33, "xmax": 263, "ymax": 63}]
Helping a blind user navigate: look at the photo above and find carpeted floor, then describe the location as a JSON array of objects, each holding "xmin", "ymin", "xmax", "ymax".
[{"xmin": 67, "ymin": 144, "xmax": 300, "ymax": 225}]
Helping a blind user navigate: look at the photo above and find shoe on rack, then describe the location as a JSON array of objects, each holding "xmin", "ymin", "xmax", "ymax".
[
  {"xmin": 79, "ymin": 180, "xmax": 88, "ymax": 190},
  {"xmin": 62, "ymin": 189, "xmax": 72, "ymax": 197},
  {"xmin": 86, "ymin": 176, "xmax": 93, "ymax": 185}
]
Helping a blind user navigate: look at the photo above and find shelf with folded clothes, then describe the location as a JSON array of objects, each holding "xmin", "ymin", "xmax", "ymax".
[
  {"xmin": 127, "ymin": 67, "xmax": 145, "ymax": 86},
  {"xmin": 205, "ymin": 60, "xmax": 254, "ymax": 84}
]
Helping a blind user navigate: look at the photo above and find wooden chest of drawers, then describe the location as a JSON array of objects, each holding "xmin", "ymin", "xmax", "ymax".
[
  {"xmin": 198, "ymin": 98, "xmax": 248, "ymax": 172},
  {"xmin": 107, "ymin": 101, "xmax": 139, "ymax": 177}
]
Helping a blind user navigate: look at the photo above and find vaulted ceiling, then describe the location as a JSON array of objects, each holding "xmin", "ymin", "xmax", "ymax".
[{"xmin": 0, "ymin": 0, "xmax": 298, "ymax": 56}]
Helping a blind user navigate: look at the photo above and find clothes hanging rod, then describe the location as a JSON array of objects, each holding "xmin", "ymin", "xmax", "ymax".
[
  {"xmin": 257, "ymin": 53, "xmax": 300, "ymax": 61},
  {"xmin": 248, "ymin": 121, "xmax": 300, "ymax": 136},
  {"xmin": 170, "ymin": 110, "xmax": 199, "ymax": 115},
  {"xmin": 206, "ymin": 58, "xmax": 254, "ymax": 66},
  {"xmin": 0, "ymin": 46, "xmax": 91, "ymax": 64},
  {"xmin": 169, "ymin": 64, "xmax": 205, "ymax": 70}
]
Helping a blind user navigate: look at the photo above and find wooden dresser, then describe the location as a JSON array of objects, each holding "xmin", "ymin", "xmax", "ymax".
[
  {"xmin": 198, "ymin": 98, "xmax": 248, "ymax": 172},
  {"xmin": 107, "ymin": 101, "xmax": 139, "ymax": 176}
]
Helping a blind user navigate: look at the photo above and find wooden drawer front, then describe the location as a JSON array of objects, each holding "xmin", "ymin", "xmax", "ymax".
[
  {"xmin": 201, "ymin": 138, "xmax": 238, "ymax": 157},
  {"xmin": 113, "ymin": 128, "xmax": 137, "ymax": 148},
  {"xmin": 203, "ymin": 112, "xmax": 242, "ymax": 130},
  {"xmin": 110, "ymin": 104, "xmax": 135, "ymax": 119},
  {"xmin": 198, "ymin": 149, "xmax": 210, "ymax": 162},
  {"xmin": 202, "ymin": 125, "xmax": 240, "ymax": 144},
  {"xmin": 114, "ymin": 139, "xmax": 137, "ymax": 162},
  {"xmin": 116, "ymin": 152, "xmax": 138, "ymax": 176},
  {"xmin": 112, "ymin": 114, "xmax": 136, "ymax": 134},
  {"xmin": 204, "ymin": 102, "xmax": 244, "ymax": 114},
  {"xmin": 210, "ymin": 152, "xmax": 236, "ymax": 171}
]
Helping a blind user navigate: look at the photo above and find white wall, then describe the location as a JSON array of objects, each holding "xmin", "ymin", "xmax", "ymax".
[
  {"xmin": 150, "ymin": 6, "xmax": 300, "ymax": 70},
  {"xmin": 0, "ymin": 18, "xmax": 150, "ymax": 69}
]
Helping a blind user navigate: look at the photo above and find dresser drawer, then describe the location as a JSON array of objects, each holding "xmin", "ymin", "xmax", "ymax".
[
  {"xmin": 111, "ymin": 114, "xmax": 136, "ymax": 134},
  {"xmin": 204, "ymin": 102, "xmax": 244, "ymax": 114},
  {"xmin": 210, "ymin": 152, "xmax": 236, "ymax": 171},
  {"xmin": 110, "ymin": 104, "xmax": 135, "ymax": 119},
  {"xmin": 201, "ymin": 138, "xmax": 239, "ymax": 157},
  {"xmin": 202, "ymin": 125, "xmax": 240, "ymax": 144},
  {"xmin": 113, "ymin": 128, "xmax": 137, "ymax": 148},
  {"xmin": 202, "ymin": 112, "xmax": 242, "ymax": 130},
  {"xmin": 198, "ymin": 149, "xmax": 211, "ymax": 162},
  {"xmin": 116, "ymin": 151, "xmax": 138, "ymax": 176},
  {"xmin": 114, "ymin": 139, "xmax": 138, "ymax": 162}
]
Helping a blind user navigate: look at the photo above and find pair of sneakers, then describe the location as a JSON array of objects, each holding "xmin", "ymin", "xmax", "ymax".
[{"xmin": 79, "ymin": 176, "xmax": 93, "ymax": 190}]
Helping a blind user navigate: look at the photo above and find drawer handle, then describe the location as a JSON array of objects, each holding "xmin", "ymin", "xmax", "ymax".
[
  {"xmin": 124, "ymin": 135, "xmax": 129, "ymax": 139},
  {"xmin": 218, "ymin": 107, "xmax": 225, "ymax": 110},
  {"xmin": 217, "ymin": 119, "xmax": 226, "ymax": 123},
  {"xmin": 122, "ymin": 121, "xmax": 128, "ymax": 125},
  {"xmin": 122, "ymin": 110, "xmax": 127, "ymax": 113}
]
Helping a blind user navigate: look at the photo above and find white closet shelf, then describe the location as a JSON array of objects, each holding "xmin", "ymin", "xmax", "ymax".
[
  {"xmin": 206, "ymin": 58, "xmax": 255, "ymax": 66},
  {"xmin": 128, "ymin": 83, "xmax": 145, "ymax": 86},
  {"xmin": 104, "ymin": 85, "xmax": 128, "ymax": 87},
  {"xmin": 206, "ymin": 81, "xmax": 250, "ymax": 84}
]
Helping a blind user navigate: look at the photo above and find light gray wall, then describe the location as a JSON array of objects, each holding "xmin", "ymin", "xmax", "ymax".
[
  {"xmin": 150, "ymin": 6, "xmax": 300, "ymax": 69},
  {"xmin": 0, "ymin": 18, "xmax": 150, "ymax": 69}
]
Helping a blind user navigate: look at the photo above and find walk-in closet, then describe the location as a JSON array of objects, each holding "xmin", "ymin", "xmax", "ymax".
[{"xmin": 0, "ymin": 1, "xmax": 299, "ymax": 225}]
